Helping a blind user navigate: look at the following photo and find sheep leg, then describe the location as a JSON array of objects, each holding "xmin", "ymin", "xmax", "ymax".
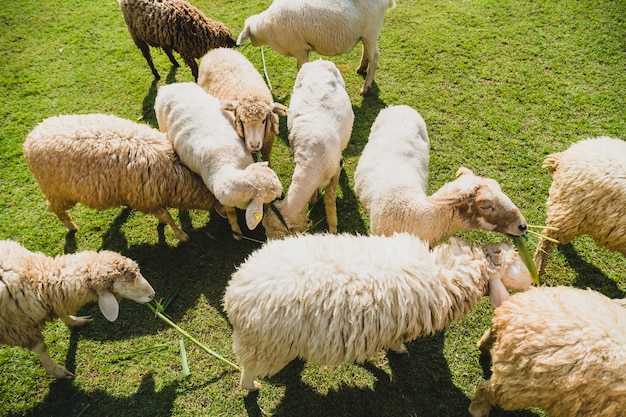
[
  {"xmin": 532, "ymin": 228, "xmax": 559, "ymax": 277},
  {"xmin": 153, "ymin": 208, "xmax": 189, "ymax": 242},
  {"xmin": 323, "ymin": 168, "xmax": 341, "ymax": 233},
  {"xmin": 240, "ymin": 365, "xmax": 262, "ymax": 391},
  {"xmin": 181, "ymin": 56, "xmax": 199, "ymax": 82},
  {"xmin": 224, "ymin": 205, "xmax": 242, "ymax": 240},
  {"xmin": 46, "ymin": 199, "xmax": 78, "ymax": 231},
  {"xmin": 133, "ymin": 38, "xmax": 160, "ymax": 79},
  {"xmin": 468, "ymin": 379, "xmax": 495, "ymax": 417},
  {"xmin": 162, "ymin": 47, "xmax": 180, "ymax": 68},
  {"xmin": 477, "ymin": 328, "xmax": 494, "ymax": 357},
  {"xmin": 295, "ymin": 51, "xmax": 310, "ymax": 69},
  {"xmin": 61, "ymin": 315, "xmax": 93, "ymax": 327},
  {"xmin": 357, "ymin": 40, "xmax": 380, "ymax": 95},
  {"xmin": 31, "ymin": 341, "xmax": 74, "ymax": 379}
]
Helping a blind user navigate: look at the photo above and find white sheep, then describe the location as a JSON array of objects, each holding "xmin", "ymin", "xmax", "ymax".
[
  {"xmin": 0, "ymin": 240, "xmax": 155, "ymax": 379},
  {"xmin": 469, "ymin": 285, "xmax": 626, "ymax": 417},
  {"xmin": 118, "ymin": 0, "xmax": 236, "ymax": 81},
  {"xmin": 262, "ymin": 60, "xmax": 354, "ymax": 239},
  {"xmin": 354, "ymin": 106, "xmax": 528, "ymax": 244},
  {"xmin": 223, "ymin": 232, "xmax": 534, "ymax": 391},
  {"xmin": 197, "ymin": 48, "xmax": 287, "ymax": 165},
  {"xmin": 533, "ymin": 136, "xmax": 626, "ymax": 276},
  {"xmin": 23, "ymin": 113, "xmax": 219, "ymax": 242},
  {"xmin": 155, "ymin": 82, "xmax": 283, "ymax": 238},
  {"xmin": 236, "ymin": 0, "xmax": 396, "ymax": 95}
]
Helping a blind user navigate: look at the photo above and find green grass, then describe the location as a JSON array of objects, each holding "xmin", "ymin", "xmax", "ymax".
[{"xmin": 1, "ymin": 0, "xmax": 625, "ymax": 415}]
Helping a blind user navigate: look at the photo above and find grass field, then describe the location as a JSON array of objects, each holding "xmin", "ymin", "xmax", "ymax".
[{"xmin": 1, "ymin": 0, "xmax": 625, "ymax": 416}]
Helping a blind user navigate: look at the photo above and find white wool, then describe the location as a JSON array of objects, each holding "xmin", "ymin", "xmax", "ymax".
[
  {"xmin": 0, "ymin": 240, "xmax": 154, "ymax": 379},
  {"xmin": 533, "ymin": 136, "xmax": 626, "ymax": 275},
  {"xmin": 262, "ymin": 60, "xmax": 354, "ymax": 238},
  {"xmin": 223, "ymin": 232, "xmax": 533, "ymax": 390},
  {"xmin": 470, "ymin": 286, "xmax": 626, "ymax": 417},
  {"xmin": 197, "ymin": 48, "xmax": 287, "ymax": 165},
  {"xmin": 355, "ymin": 106, "xmax": 527, "ymax": 243},
  {"xmin": 236, "ymin": 0, "xmax": 396, "ymax": 95},
  {"xmin": 155, "ymin": 82, "xmax": 283, "ymax": 235}
]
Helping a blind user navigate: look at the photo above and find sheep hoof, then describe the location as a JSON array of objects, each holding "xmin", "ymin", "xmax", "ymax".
[
  {"xmin": 53, "ymin": 365, "xmax": 75, "ymax": 379},
  {"xmin": 359, "ymin": 85, "xmax": 369, "ymax": 96},
  {"xmin": 390, "ymin": 343, "xmax": 408, "ymax": 354},
  {"xmin": 70, "ymin": 315, "xmax": 93, "ymax": 327},
  {"xmin": 232, "ymin": 233, "xmax": 242, "ymax": 241},
  {"xmin": 242, "ymin": 380, "xmax": 261, "ymax": 392}
]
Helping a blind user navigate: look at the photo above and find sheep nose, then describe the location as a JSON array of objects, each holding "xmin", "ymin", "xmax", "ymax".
[{"xmin": 518, "ymin": 224, "xmax": 527, "ymax": 233}]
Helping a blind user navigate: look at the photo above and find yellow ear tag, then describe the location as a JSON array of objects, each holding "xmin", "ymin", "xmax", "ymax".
[
  {"xmin": 253, "ymin": 213, "xmax": 262, "ymax": 222},
  {"xmin": 455, "ymin": 169, "xmax": 463, "ymax": 178}
]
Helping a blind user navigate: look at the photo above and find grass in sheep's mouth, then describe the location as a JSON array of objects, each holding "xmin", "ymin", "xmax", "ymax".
[{"xmin": 511, "ymin": 224, "xmax": 561, "ymax": 287}]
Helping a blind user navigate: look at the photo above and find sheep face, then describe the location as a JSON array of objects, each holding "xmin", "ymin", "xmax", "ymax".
[
  {"xmin": 261, "ymin": 199, "xmax": 308, "ymax": 239},
  {"xmin": 241, "ymin": 162, "xmax": 283, "ymax": 229},
  {"xmin": 481, "ymin": 241, "xmax": 534, "ymax": 307},
  {"xmin": 432, "ymin": 168, "xmax": 528, "ymax": 236}
]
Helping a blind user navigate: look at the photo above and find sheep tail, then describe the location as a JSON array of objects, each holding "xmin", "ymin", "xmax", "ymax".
[{"xmin": 542, "ymin": 152, "xmax": 562, "ymax": 176}]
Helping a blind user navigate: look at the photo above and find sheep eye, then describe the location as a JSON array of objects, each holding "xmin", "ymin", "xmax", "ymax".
[{"xmin": 479, "ymin": 202, "xmax": 493, "ymax": 211}]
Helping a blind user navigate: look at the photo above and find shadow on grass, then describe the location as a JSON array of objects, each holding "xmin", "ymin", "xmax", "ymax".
[
  {"xmin": 240, "ymin": 332, "xmax": 541, "ymax": 417},
  {"xmin": 9, "ymin": 372, "xmax": 179, "ymax": 417},
  {"xmin": 559, "ymin": 243, "xmax": 626, "ymax": 299}
]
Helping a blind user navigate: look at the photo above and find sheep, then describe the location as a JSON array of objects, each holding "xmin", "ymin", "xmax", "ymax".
[
  {"xmin": 118, "ymin": 0, "xmax": 236, "ymax": 81},
  {"xmin": 154, "ymin": 82, "xmax": 283, "ymax": 238},
  {"xmin": 533, "ymin": 136, "xmax": 626, "ymax": 276},
  {"xmin": 262, "ymin": 60, "xmax": 354, "ymax": 239},
  {"xmin": 197, "ymin": 48, "xmax": 288, "ymax": 165},
  {"xmin": 469, "ymin": 286, "xmax": 626, "ymax": 417},
  {"xmin": 223, "ymin": 232, "xmax": 534, "ymax": 391},
  {"xmin": 236, "ymin": 0, "xmax": 396, "ymax": 95},
  {"xmin": 23, "ymin": 113, "xmax": 222, "ymax": 242},
  {"xmin": 0, "ymin": 240, "xmax": 155, "ymax": 379},
  {"xmin": 354, "ymin": 106, "xmax": 528, "ymax": 244}
]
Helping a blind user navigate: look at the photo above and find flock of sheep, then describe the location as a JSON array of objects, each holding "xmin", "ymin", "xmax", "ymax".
[{"xmin": 2, "ymin": 0, "xmax": 626, "ymax": 416}]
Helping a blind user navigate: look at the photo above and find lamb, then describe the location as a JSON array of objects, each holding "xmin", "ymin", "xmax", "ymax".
[
  {"xmin": 223, "ymin": 232, "xmax": 534, "ymax": 391},
  {"xmin": 354, "ymin": 106, "xmax": 528, "ymax": 244},
  {"xmin": 118, "ymin": 0, "xmax": 236, "ymax": 81},
  {"xmin": 533, "ymin": 136, "xmax": 626, "ymax": 276},
  {"xmin": 0, "ymin": 240, "xmax": 155, "ymax": 379},
  {"xmin": 236, "ymin": 0, "xmax": 396, "ymax": 95},
  {"xmin": 23, "ymin": 113, "xmax": 219, "ymax": 242},
  {"xmin": 262, "ymin": 60, "xmax": 354, "ymax": 239},
  {"xmin": 155, "ymin": 82, "xmax": 283, "ymax": 237},
  {"xmin": 197, "ymin": 48, "xmax": 288, "ymax": 165},
  {"xmin": 469, "ymin": 286, "xmax": 626, "ymax": 417}
]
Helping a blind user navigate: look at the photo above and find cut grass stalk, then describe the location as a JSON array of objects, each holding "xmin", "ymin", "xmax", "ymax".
[
  {"xmin": 146, "ymin": 301, "xmax": 240, "ymax": 371},
  {"xmin": 512, "ymin": 235, "xmax": 540, "ymax": 286},
  {"xmin": 109, "ymin": 344, "xmax": 168, "ymax": 362},
  {"xmin": 179, "ymin": 339, "xmax": 191, "ymax": 377},
  {"xmin": 527, "ymin": 229, "xmax": 560, "ymax": 243}
]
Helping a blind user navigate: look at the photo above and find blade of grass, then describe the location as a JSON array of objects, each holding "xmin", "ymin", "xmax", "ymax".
[
  {"xmin": 146, "ymin": 302, "xmax": 240, "ymax": 370},
  {"xmin": 527, "ymin": 224, "xmax": 559, "ymax": 231},
  {"xmin": 512, "ymin": 235, "xmax": 540, "ymax": 286},
  {"xmin": 527, "ymin": 229, "xmax": 560, "ymax": 243}
]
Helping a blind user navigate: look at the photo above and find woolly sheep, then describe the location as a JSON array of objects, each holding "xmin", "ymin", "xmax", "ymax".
[
  {"xmin": 223, "ymin": 232, "xmax": 534, "ymax": 391},
  {"xmin": 533, "ymin": 137, "xmax": 626, "ymax": 276},
  {"xmin": 262, "ymin": 60, "xmax": 354, "ymax": 239},
  {"xmin": 155, "ymin": 82, "xmax": 283, "ymax": 238},
  {"xmin": 118, "ymin": 0, "xmax": 236, "ymax": 81},
  {"xmin": 354, "ymin": 106, "xmax": 528, "ymax": 244},
  {"xmin": 197, "ymin": 48, "xmax": 287, "ymax": 165},
  {"xmin": 236, "ymin": 0, "xmax": 396, "ymax": 95},
  {"xmin": 0, "ymin": 240, "xmax": 155, "ymax": 379},
  {"xmin": 23, "ymin": 113, "xmax": 218, "ymax": 242},
  {"xmin": 469, "ymin": 286, "xmax": 626, "ymax": 417}
]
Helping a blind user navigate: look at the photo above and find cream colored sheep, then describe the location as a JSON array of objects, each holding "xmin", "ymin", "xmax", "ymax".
[
  {"xmin": 223, "ymin": 233, "xmax": 533, "ymax": 391},
  {"xmin": 469, "ymin": 286, "xmax": 626, "ymax": 417},
  {"xmin": 197, "ymin": 48, "xmax": 287, "ymax": 165},
  {"xmin": 236, "ymin": 0, "xmax": 396, "ymax": 95},
  {"xmin": 0, "ymin": 240, "xmax": 155, "ymax": 379},
  {"xmin": 23, "ymin": 113, "xmax": 218, "ymax": 242},
  {"xmin": 354, "ymin": 106, "xmax": 528, "ymax": 243},
  {"xmin": 118, "ymin": 0, "xmax": 236, "ymax": 81},
  {"xmin": 533, "ymin": 136, "xmax": 626, "ymax": 276},
  {"xmin": 262, "ymin": 60, "xmax": 354, "ymax": 239},
  {"xmin": 155, "ymin": 82, "xmax": 283, "ymax": 238}
]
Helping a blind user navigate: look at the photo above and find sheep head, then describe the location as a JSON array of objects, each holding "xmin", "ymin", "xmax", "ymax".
[
  {"xmin": 430, "ymin": 167, "xmax": 528, "ymax": 236},
  {"xmin": 94, "ymin": 251, "xmax": 155, "ymax": 322},
  {"xmin": 481, "ymin": 241, "xmax": 534, "ymax": 307},
  {"xmin": 242, "ymin": 162, "xmax": 283, "ymax": 230},
  {"xmin": 261, "ymin": 199, "xmax": 308, "ymax": 239}
]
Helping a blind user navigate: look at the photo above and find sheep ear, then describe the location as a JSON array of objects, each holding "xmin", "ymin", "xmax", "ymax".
[
  {"xmin": 98, "ymin": 291, "xmax": 119, "ymax": 322},
  {"xmin": 245, "ymin": 198, "xmax": 264, "ymax": 230},
  {"xmin": 272, "ymin": 103, "xmax": 288, "ymax": 117},
  {"xmin": 236, "ymin": 24, "xmax": 251, "ymax": 45},
  {"xmin": 489, "ymin": 278, "xmax": 510, "ymax": 308},
  {"xmin": 455, "ymin": 167, "xmax": 474, "ymax": 178},
  {"xmin": 430, "ymin": 191, "xmax": 466, "ymax": 207},
  {"xmin": 220, "ymin": 100, "xmax": 238, "ymax": 112}
]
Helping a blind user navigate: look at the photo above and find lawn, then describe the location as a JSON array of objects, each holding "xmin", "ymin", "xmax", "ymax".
[{"xmin": 0, "ymin": 0, "xmax": 625, "ymax": 416}]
